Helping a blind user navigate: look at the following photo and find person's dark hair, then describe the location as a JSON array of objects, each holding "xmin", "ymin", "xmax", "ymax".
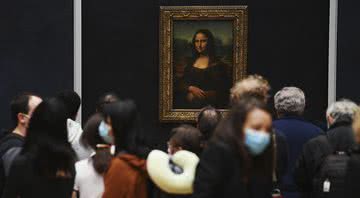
[
  {"xmin": 10, "ymin": 92, "xmax": 39, "ymax": 126},
  {"xmin": 197, "ymin": 106, "xmax": 222, "ymax": 145},
  {"xmin": 102, "ymin": 100, "xmax": 148, "ymax": 158},
  {"xmin": 22, "ymin": 98, "xmax": 75, "ymax": 178},
  {"xmin": 56, "ymin": 90, "xmax": 81, "ymax": 120},
  {"xmin": 96, "ymin": 92, "xmax": 120, "ymax": 113},
  {"xmin": 192, "ymin": 29, "xmax": 216, "ymax": 61},
  {"xmin": 81, "ymin": 113, "xmax": 112, "ymax": 174},
  {"xmin": 213, "ymin": 97, "xmax": 273, "ymax": 180},
  {"xmin": 169, "ymin": 125, "xmax": 202, "ymax": 155}
]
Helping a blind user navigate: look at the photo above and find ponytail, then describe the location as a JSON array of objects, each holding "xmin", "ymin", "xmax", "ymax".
[{"xmin": 92, "ymin": 145, "xmax": 112, "ymax": 174}]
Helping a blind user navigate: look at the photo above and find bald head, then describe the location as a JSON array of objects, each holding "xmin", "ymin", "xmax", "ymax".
[{"xmin": 197, "ymin": 106, "xmax": 222, "ymax": 142}]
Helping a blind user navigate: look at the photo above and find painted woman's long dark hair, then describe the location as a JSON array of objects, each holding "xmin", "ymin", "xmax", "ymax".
[
  {"xmin": 213, "ymin": 97, "xmax": 274, "ymax": 180},
  {"xmin": 22, "ymin": 98, "xmax": 75, "ymax": 178}
]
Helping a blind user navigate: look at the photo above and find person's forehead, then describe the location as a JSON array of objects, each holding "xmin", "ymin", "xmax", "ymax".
[{"xmin": 247, "ymin": 109, "xmax": 271, "ymax": 122}]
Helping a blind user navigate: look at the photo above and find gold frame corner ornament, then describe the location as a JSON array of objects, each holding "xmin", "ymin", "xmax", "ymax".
[{"xmin": 159, "ymin": 6, "xmax": 248, "ymax": 122}]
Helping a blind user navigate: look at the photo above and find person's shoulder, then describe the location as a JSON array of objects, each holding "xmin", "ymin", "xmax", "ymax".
[
  {"xmin": 202, "ymin": 140, "xmax": 235, "ymax": 160},
  {"xmin": 207, "ymin": 140, "xmax": 232, "ymax": 151},
  {"xmin": 107, "ymin": 155, "xmax": 140, "ymax": 176},
  {"xmin": 0, "ymin": 133, "xmax": 24, "ymax": 154},
  {"xmin": 274, "ymin": 118, "xmax": 324, "ymax": 133},
  {"xmin": 75, "ymin": 157, "xmax": 94, "ymax": 178},
  {"xmin": 1, "ymin": 133, "xmax": 24, "ymax": 143},
  {"xmin": 75, "ymin": 157, "xmax": 92, "ymax": 170},
  {"xmin": 303, "ymin": 134, "xmax": 330, "ymax": 153},
  {"xmin": 10, "ymin": 154, "xmax": 30, "ymax": 170},
  {"xmin": 307, "ymin": 134, "xmax": 327, "ymax": 144},
  {"xmin": 329, "ymin": 124, "xmax": 352, "ymax": 132},
  {"xmin": 299, "ymin": 120, "xmax": 324, "ymax": 132},
  {"xmin": 67, "ymin": 119, "xmax": 83, "ymax": 142},
  {"xmin": 110, "ymin": 155, "xmax": 130, "ymax": 168}
]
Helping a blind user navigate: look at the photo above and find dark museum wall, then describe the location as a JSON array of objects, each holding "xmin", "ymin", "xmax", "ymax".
[
  {"xmin": 336, "ymin": 0, "xmax": 360, "ymax": 102},
  {"xmin": 1, "ymin": 0, "xmax": 359, "ymax": 150},
  {"xmin": 82, "ymin": 0, "xmax": 330, "ymax": 149},
  {"xmin": 0, "ymin": 0, "xmax": 74, "ymax": 132}
]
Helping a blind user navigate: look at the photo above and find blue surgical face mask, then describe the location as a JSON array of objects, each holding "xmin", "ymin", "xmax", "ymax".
[
  {"xmin": 98, "ymin": 121, "xmax": 114, "ymax": 144},
  {"xmin": 244, "ymin": 128, "xmax": 271, "ymax": 156}
]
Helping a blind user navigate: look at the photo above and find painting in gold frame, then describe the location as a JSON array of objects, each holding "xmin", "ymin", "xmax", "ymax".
[{"xmin": 159, "ymin": 6, "xmax": 248, "ymax": 122}]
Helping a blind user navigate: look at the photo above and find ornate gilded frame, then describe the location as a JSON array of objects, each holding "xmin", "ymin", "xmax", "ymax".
[{"xmin": 159, "ymin": 6, "xmax": 248, "ymax": 122}]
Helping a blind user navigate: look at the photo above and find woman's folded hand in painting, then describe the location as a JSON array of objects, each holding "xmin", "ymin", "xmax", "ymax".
[{"xmin": 187, "ymin": 86, "xmax": 205, "ymax": 101}]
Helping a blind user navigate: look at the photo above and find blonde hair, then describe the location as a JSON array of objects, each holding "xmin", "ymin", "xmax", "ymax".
[
  {"xmin": 353, "ymin": 108, "xmax": 360, "ymax": 144},
  {"xmin": 230, "ymin": 75, "xmax": 270, "ymax": 104}
]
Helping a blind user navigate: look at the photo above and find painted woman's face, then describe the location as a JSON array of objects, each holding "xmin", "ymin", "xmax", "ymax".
[{"xmin": 194, "ymin": 33, "xmax": 208, "ymax": 54}]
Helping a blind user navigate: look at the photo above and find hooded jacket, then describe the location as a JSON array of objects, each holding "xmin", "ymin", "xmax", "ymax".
[{"xmin": 103, "ymin": 153, "xmax": 148, "ymax": 198}]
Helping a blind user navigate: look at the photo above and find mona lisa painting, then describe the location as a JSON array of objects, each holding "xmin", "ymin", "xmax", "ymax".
[{"xmin": 160, "ymin": 6, "xmax": 248, "ymax": 122}]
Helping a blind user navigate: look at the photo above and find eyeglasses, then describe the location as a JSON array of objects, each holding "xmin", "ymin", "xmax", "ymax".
[{"xmin": 21, "ymin": 113, "xmax": 30, "ymax": 119}]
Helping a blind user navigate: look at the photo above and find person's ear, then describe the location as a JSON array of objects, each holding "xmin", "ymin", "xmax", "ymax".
[
  {"xmin": 327, "ymin": 115, "xmax": 334, "ymax": 126},
  {"xmin": 17, "ymin": 113, "xmax": 27, "ymax": 125}
]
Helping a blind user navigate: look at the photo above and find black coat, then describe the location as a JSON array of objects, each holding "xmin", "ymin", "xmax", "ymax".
[
  {"xmin": 294, "ymin": 121, "xmax": 355, "ymax": 198},
  {"xmin": 192, "ymin": 136, "xmax": 288, "ymax": 198},
  {"xmin": 345, "ymin": 145, "xmax": 360, "ymax": 198}
]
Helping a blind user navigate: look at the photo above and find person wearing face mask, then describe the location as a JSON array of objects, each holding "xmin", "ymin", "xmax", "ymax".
[
  {"xmin": 101, "ymin": 100, "xmax": 150, "ymax": 198},
  {"xmin": 72, "ymin": 113, "xmax": 112, "ymax": 198},
  {"xmin": 0, "ymin": 92, "xmax": 42, "ymax": 195},
  {"xmin": 192, "ymin": 97, "xmax": 280, "ymax": 198}
]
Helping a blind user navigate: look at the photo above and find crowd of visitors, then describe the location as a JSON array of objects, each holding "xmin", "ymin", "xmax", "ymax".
[{"xmin": 0, "ymin": 75, "xmax": 359, "ymax": 198}]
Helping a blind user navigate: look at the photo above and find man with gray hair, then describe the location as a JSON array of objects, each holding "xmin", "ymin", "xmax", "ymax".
[
  {"xmin": 326, "ymin": 99, "xmax": 358, "ymax": 127},
  {"xmin": 273, "ymin": 87, "xmax": 323, "ymax": 198},
  {"xmin": 274, "ymin": 87, "xmax": 306, "ymax": 117},
  {"xmin": 294, "ymin": 99, "xmax": 358, "ymax": 198}
]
